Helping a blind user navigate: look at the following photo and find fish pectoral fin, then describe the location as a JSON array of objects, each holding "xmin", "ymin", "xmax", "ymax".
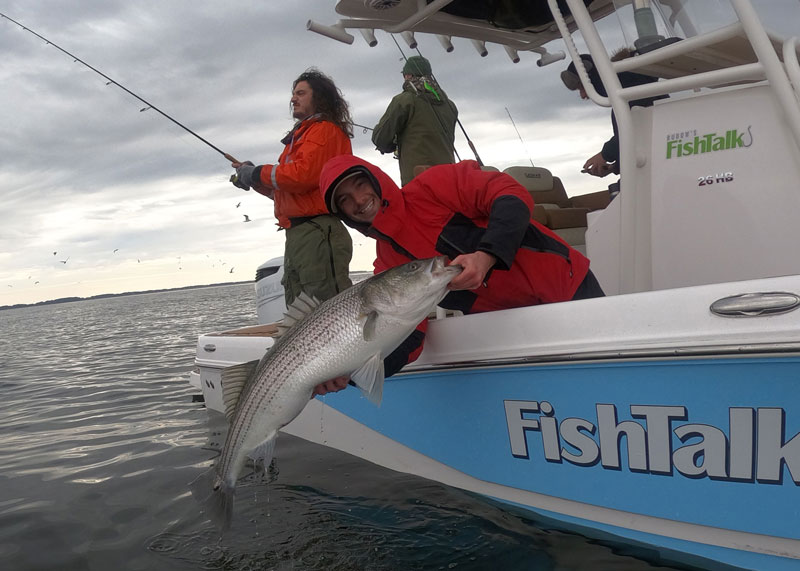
[
  {"xmin": 220, "ymin": 359, "xmax": 260, "ymax": 422},
  {"xmin": 250, "ymin": 433, "xmax": 277, "ymax": 469},
  {"xmin": 362, "ymin": 310, "xmax": 379, "ymax": 342},
  {"xmin": 350, "ymin": 353, "xmax": 384, "ymax": 406}
]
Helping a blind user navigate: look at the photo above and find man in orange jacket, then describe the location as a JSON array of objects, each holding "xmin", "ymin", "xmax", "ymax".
[{"xmin": 231, "ymin": 69, "xmax": 353, "ymax": 306}]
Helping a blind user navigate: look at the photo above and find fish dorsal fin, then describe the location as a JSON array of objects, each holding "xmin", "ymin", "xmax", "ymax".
[
  {"xmin": 275, "ymin": 292, "xmax": 321, "ymax": 338},
  {"xmin": 220, "ymin": 359, "xmax": 260, "ymax": 422},
  {"xmin": 350, "ymin": 353, "xmax": 384, "ymax": 406},
  {"xmin": 362, "ymin": 310, "xmax": 379, "ymax": 342}
]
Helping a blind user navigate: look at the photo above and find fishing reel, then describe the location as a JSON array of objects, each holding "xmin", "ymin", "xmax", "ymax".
[{"xmin": 230, "ymin": 173, "xmax": 251, "ymax": 191}]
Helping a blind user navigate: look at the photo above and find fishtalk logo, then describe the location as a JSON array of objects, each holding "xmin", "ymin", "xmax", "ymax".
[
  {"xmin": 666, "ymin": 126, "xmax": 753, "ymax": 159},
  {"xmin": 504, "ymin": 400, "xmax": 799, "ymax": 483}
]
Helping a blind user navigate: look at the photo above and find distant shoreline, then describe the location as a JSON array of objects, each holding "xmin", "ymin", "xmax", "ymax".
[{"xmin": 0, "ymin": 281, "xmax": 252, "ymax": 311}]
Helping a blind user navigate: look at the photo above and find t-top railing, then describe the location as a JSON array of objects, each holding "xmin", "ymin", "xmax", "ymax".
[{"xmin": 547, "ymin": 0, "xmax": 800, "ymax": 293}]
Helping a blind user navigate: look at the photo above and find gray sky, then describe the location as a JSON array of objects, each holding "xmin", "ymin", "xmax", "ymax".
[{"xmin": 1, "ymin": 0, "xmax": 797, "ymax": 306}]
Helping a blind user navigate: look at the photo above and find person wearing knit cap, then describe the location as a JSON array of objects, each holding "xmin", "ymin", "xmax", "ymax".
[
  {"xmin": 561, "ymin": 51, "xmax": 664, "ymax": 183},
  {"xmin": 372, "ymin": 55, "xmax": 458, "ymax": 185}
]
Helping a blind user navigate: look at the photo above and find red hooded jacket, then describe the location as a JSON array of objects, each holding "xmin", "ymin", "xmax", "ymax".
[{"xmin": 319, "ymin": 156, "xmax": 592, "ymax": 371}]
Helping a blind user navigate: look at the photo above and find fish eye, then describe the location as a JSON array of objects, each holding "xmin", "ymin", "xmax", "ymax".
[{"xmin": 408, "ymin": 262, "xmax": 419, "ymax": 270}]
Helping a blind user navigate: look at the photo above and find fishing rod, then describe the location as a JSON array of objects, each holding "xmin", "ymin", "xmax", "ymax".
[
  {"xmin": 412, "ymin": 43, "xmax": 485, "ymax": 166},
  {"xmin": 0, "ymin": 12, "xmax": 240, "ymax": 164},
  {"xmin": 390, "ymin": 35, "xmax": 485, "ymax": 166},
  {"xmin": 505, "ymin": 107, "xmax": 535, "ymax": 167}
]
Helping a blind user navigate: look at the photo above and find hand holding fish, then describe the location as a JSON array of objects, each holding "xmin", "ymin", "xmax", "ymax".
[
  {"xmin": 312, "ymin": 375, "xmax": 350, "ymax": 397},
  {"xmin": 448, "ymin": 251, "xmax": 495, "ymax": 290}
]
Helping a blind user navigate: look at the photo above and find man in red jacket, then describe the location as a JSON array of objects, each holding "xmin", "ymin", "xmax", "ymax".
[
  {"xmin": 231, "ymin": 69, "xmax": 353, "ymax": 306},
  {"xmin": 312, "ymin": 155, "xmax": 603, "ymax": 395}
]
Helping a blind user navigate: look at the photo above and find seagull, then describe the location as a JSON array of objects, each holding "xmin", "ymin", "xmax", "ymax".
[
  {"xmin": 34, "ymin": 281, "xmax": 40, "ymax": 285},
  {"xmin": 60, "ymin": 257, "xmax": 70, "ymax": 264},
  {"xmin": 229, "ymin": 267, "xmax": 235, "ymax": 274},
  {"xmin": 243, "ymin": 214, "xmax": 251, "ymax": 222},
  {"xmin": 53, "ymin": 251, "xmax": 57, "ymax": 256},
  {"xmin": 113, "ymin": 248, "xmax": 119, "ymax": 253},
  {"xmin": 236, "ymin": 202, "xmax": 241, "ymax": 208}
]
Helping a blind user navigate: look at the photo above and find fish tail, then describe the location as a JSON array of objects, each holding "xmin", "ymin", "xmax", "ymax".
[{"xmin": 189, "ymin": 466, "xmax": 235, "ymax": 533}]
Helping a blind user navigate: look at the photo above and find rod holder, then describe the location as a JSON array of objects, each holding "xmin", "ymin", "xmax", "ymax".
[
  {"xmin": 536, "ymin": 50, "xmax": 566, "ymax": 67},
  {"xmin": 471, "ymin": 39, "xmax": 488, "ymax": 57},
  {"xmin": 401, "ymin": 30, "xmax": 417, "ymax": 49},
  {"xmin": 436, "ymin": 34, "xmax": 454, "ymax": 53},
  {"xmin": 504, "ymin": 45, "xmax": 520, "ymax": 63},
  {"xmin": 359, "ymin": 28, "xmax": 378, "ymax": 47},
  {"xmin": 306, "ymin": 20, "xmax": 354, "ymax": 44}
]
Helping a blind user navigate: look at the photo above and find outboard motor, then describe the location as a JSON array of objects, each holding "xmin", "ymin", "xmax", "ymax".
[{"xmin": 254, "ymin": 257, "xmax": 286, "ymax": 325}]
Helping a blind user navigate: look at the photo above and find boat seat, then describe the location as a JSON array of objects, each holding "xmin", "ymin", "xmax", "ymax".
[
  {"xmin": 503, "ymin": 166, "xmax": 611, "ymax": 255},
  {"xmin": 503, "ymin": 166, "xmax": 571, "ymax": 207},
  {"xmin": 502, "ymin": 167, "xmax": 588, "ymax": 251},
  {"xmin": 570, "ymin": 189, "xmax": 613, "ymax": 211}
]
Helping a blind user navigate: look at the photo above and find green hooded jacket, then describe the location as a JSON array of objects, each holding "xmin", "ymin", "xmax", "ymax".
[{"xmin": 372, "ymin": 79, "xmax": 458, "ymax": 185}]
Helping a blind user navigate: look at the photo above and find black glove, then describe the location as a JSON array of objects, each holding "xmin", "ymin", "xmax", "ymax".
[{"xmin": 231, "ymin": 161, "xmax": 255, "ymax": 190}]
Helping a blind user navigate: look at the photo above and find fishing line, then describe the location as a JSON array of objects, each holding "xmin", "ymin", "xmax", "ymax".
[
  {"xmin": 505, "ymin": 107, "xmax": 535, "ymax": 167},
  {"xmin": 0, "ymin": 12, "xmax": 240, "ymax": 163}
]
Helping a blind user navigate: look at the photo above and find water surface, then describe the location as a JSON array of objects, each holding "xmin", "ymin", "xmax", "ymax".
[{"xmin": 1, "ymin": 284, "xmax": 682, "ymax": 570}]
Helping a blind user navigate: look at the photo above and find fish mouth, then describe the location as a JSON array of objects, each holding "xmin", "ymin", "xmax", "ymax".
[{"xmin": 431, "ymin": 256, "xmax": 463, "ymax": 278}]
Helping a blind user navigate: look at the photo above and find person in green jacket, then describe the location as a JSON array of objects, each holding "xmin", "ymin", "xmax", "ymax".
[{"xmin": 372, "ymin": 56, "xmax": 459, "ymax": 185}]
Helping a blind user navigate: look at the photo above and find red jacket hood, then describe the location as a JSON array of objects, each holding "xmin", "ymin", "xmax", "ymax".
[{"xmin": 320, "ymin": 155, "xmax": 402, "ymax": 230}]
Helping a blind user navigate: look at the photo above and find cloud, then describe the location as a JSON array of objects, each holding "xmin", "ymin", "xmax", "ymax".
[{"xmin": 2, "ymin": 0, "xmax": 797, "ymax": 306}]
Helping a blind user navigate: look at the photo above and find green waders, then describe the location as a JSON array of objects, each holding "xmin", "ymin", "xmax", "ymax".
[{"xmin": 282, "ymin": 214, "xmax": 353, "ymax": 306}]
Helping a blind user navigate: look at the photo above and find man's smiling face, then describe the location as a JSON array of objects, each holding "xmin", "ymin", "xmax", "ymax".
[{"xmin": 334, "ymin": 174, "xmax": 380, "ymax": 224}]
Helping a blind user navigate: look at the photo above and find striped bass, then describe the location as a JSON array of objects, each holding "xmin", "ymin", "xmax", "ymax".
[{"xmin": 190, "ymin": 256, "xmax": 462, "ymax": 531}]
